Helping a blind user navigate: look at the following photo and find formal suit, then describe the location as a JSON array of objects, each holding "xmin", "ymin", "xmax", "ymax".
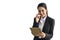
[{"xmin": 33, "ymin": 16, "xmax": 55, "ymax": 40}]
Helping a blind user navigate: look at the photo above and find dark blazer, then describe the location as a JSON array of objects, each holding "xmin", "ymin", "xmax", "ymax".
[{"xmin": 33, "ymin": 16, "xmax": 55, "ymax": 40}]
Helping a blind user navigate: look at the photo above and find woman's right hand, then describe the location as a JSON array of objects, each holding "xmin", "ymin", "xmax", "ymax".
[{"xmin": 36, "ymin": 14, "xmax": 41, "ymax": 23}]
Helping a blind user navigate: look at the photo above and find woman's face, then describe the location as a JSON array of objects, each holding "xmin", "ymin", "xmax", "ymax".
[{"xmin": 38, "ymin": 7, "xmax": 47, "ymax": 18}]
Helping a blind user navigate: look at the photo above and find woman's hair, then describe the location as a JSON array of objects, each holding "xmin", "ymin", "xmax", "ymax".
[{"xmin": 37, "ymin": 3, "xmax": 47, "ymax": 10}]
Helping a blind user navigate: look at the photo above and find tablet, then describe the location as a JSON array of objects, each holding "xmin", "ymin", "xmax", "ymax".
[{"xmin": 30, "ymin": 27, "xmax": 42, "ymax": 36}]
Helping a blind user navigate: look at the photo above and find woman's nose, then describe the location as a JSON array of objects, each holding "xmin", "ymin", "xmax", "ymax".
[{"xmin": 40, "ymin": 11, "xmax": 43, "ymax": 15}]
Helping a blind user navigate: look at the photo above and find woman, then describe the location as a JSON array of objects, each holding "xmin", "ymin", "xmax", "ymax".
[{"xmin": 32, "ymin": 3, "xmax": 55, "ymax": 40}]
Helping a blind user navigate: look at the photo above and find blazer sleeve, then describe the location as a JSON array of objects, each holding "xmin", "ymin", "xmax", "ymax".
[
  {"xmin": 33, "ymin": 18, "xmax": 39, "ymax": 27},
  {"xmin": 45, "ymin": 19, "xmax": 55, "ymax": 39}
]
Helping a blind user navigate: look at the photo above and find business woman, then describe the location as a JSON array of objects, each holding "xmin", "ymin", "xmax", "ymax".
[{"xmin": 32, "ymin": 3, "xmax": 55, "ymax": 40}]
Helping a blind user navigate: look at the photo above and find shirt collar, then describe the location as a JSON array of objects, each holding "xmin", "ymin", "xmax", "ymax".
[{"xmin": 40, "ymin": 15, "xmax": 47, "ymax": 23}]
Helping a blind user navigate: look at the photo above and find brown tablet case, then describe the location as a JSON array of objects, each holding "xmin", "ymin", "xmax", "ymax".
[{"xmin": 30, "ymin": 27, "xmax": 42, "ymax": 36}]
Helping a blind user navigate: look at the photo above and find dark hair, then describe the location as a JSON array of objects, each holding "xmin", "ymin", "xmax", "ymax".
[{"xmin": 37, "ymin": 3, "xmax": 47, "ymax": 10}]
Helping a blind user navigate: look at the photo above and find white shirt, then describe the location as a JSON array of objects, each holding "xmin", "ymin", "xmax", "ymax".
[
  {"xmin": 39, "ymin": 16, "xmax": 47, "ymax": 38},
  {"xmin": 39, "ymin": 16, "xmax": 47, "ymax": 31}
]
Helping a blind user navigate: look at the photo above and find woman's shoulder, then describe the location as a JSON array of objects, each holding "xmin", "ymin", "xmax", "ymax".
[
  {"xmin": 47, "ymin": 16, "xmax": 55, "ymax": 21},
  {"xmin": 47, "ymin": 16, "xmax": 55, "ymax": 24}
]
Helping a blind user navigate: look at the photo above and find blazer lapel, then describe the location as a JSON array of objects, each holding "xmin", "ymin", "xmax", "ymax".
[{"xmin": 42, "ymin": 16, "xmax": 49, "ymax": 33}]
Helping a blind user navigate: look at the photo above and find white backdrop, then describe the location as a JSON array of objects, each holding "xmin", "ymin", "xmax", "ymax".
[{"xmin": 0, "ymin": 0, "xmax": 59, "ymax": 40}]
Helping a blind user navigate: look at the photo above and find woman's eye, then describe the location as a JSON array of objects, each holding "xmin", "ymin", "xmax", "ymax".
[
  {"xmin": 42, "ymin": 10, "xmax": 44, "ymax": 12},
  {"xmin": 39, "ymin": 10, "xmax": 41, "ymax": 12}
]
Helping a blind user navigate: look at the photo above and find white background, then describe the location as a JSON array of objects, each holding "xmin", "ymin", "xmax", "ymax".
[{"xmin": 0, "ymin": 0, "xmax": 59, "ymax": 40}]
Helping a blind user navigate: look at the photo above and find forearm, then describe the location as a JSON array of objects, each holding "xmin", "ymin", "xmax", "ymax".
[
  {"xmin": 33, "ymin": 18, "xmax": 39, "ymax": 27},
  {"xmin": 44, "ymin": 33, "xmax": 53, "ymax": 39}
]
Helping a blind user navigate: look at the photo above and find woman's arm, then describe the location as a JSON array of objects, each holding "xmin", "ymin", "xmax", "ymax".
[
  {"xmin": 45, "ymin": 19, "xmax": 55, "ymax": 39},
  {"xmin": 33, "ymin": 18, "xmax": 39, "ymax": 27}
]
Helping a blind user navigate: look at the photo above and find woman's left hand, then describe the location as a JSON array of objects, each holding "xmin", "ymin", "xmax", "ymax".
[{"xmin": 38, "ymin": 32, "xmax": 46, "ymax": 38}]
